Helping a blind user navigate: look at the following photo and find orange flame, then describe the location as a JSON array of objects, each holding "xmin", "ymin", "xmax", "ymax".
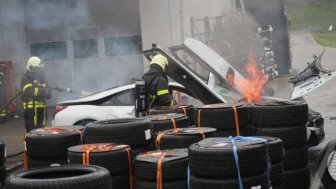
[{"xmin": 236, "ymin": 49, "xmax": 268, "ymax": 103}]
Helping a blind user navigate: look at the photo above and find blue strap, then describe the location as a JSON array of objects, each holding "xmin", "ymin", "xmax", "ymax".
[
  {"xmin": 229, "ymin": 136, "xmax": 271, "ymax": 189},
  {"xmin": 231, "ymin": 138, "xmax": 244, "ymax": 189},
  {"xmin": 187, "ymin": 165, "xmax": 190, "ymax": 189}
]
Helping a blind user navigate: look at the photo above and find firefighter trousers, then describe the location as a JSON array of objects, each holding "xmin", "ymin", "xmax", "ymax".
[{"xmin": 24, "ymin": 107, "xmax": 47, "ymax": 133}]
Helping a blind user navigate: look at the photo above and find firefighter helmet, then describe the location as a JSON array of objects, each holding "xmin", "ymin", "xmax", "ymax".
[
  {"xmin": 151, "ymin": 54, "xmax": 168, "ymax": 72},
  {"xmin": 26, "ymin": 56, "xmax": 44, "ymax": 72}
]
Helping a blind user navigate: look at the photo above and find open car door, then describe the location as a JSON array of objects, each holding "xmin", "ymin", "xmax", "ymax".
[{"xmin": 290, "ymin": 49, "xmax": 336, "ymax": 100}]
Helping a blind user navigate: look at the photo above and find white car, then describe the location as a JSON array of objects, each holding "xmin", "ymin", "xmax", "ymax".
[{"xmin": 52, "ymin": 82, "xmax": 201, "ymax": 126}]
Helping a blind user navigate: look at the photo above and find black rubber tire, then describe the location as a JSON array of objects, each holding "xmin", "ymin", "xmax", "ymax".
[
  {"xmin": 149, "ymin": 105, "xmax": 195, "ymax": 126},
  {"xmin": 189, "ymin": 172, "xmax": 269, "ymax": 189},
  {"xmin": 250, "ymin": 101, "xmax": 308, "ymax": 127},
  {"xmin": 253, "ymin": 136, "xmax": 284, "ymax": 164},
  {"xmin": 135, "ymin": 149, "xmax": 188, "ymax": 181},
  {"xmin": 25, "ymin": 128, "xmax": 81, "ymax": 158},
  {"xmin": 154, "ymin": 127, "xmax": 216, "ymax": 150},
  {"xmin": 280, "ymin": 167, "xmax": 311, "ymax": 189},
  {"xmin": 68, "ymin": 143, "xmax": 131, "ymax": 175},
  {"xmin": 250, "ymin": 125, "xmax": 307, "ymax": 149},
  {"xmin": 135, "ymin": 179, "xmax": 187, "ymax": 189},
  {"xmin": 195, "ymin": 103, "xmax": 248, "ymax": 131},
  {"xmin": 211, "ymin": 128, "xmax": 249, "ymax": 137},
  {"xmin": 132, "ymin": 146, "xmax": 154, "ymax": 159},
  {"xmin": 4, "ymin": 165, "xmax": 112, "ymax": 189},
  {"xmin": 319, "ymin": 139, "xmax": 336, "ymax": 189},
  {"xmin": 148, "ymin": 113, "xmax": 189, "ymax": 134},
  {"xmin": 189, "ymin": 138, "xmax": 267, "ymax": 178},
  {"xmin": 283, "ymin": 147, "xmax": 308, "ymax": 170},
  {"xmin": 26, "ymin": 156, "xmax": 68, "ymax": 169},
  {"xmin": 0, "ymin": 164, "xmax": 5, "ymax": 187},
  {"xmin": 0, "ymin": 141, "xmax": 5, "ymax": 165},
  {"xmin": 111, "ymin": 173, "xmax": 132, "ymax": 189},
  {"xmin": 83, "ymin": 118, "xmax": 152, "ymax": 148},
  {"xmin": 270, "ymin": 162, "xmax": 284, "ymax": 187}
]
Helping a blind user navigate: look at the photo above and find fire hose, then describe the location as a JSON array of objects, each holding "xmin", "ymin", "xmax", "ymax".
[{"xmin": 0, "ymin": 84, "xmax": 90, "ymax": 114}]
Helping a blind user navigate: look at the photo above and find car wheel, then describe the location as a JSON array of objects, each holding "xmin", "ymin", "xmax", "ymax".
[{"xmin": 75, "ymin": 119, "xmax": 95, "ymax": 126}]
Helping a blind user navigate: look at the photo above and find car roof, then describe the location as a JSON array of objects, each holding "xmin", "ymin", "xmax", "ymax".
[{"xmin": 58, "ymin": 82, "xmax": 185, "ymax": 104}]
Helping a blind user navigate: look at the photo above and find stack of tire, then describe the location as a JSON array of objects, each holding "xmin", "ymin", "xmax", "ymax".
[
  {"xmin": 189, "ymin": 137, "xmax": 270, "ymax": 189},
  {"xmin": 68, "ymin": 143, "xmax": 133, "ymax": 189},
  {"xmin": 24, "ymin": 126, "xmax": 82, "ymax": 169},
  {"xmin": 149, "ymin": 105, "xmax": 195, "ymax": 126},
  {"xmin": 4, "ymin": 165, "xmax": 112, "ymax": 189},
  {"xmin": 148, "ymin": 113, "xmax": 189, "ymax": 134},
  {"xmin": 195, "ymin": 103, "xmax": 249, "ymax": 137},
  {"xmin": 249, "ymin": 100, "xmax": 310, "ymax": 189},
  {"xmin": 154, "ymin": 127, "xmax": 216, "ymax": 150},
  {"xmin": 135, "ymin": 149, "xmax": 188, "ymax": 189},
  {"xmin": 0, "ymin": 141, "xmax": 5, "ymax": 188},
  {"xmin": 83, "ymin": 118, "xmax": 152, "ymax": 158}
]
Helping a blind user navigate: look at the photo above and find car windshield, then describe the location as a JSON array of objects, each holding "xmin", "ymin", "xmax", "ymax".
[{"xmin": 170, "ymin": 47, "xmax": 243, "ymax": 102}]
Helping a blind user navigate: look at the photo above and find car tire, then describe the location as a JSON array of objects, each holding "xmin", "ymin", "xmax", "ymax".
[
  {"xmin": 252, "ymin": 136, "xmax": 284, "ymax": 164},
  {"xmin": 26, "ymin": 156, "xmax": 68, "ymax": 169},
  {"xmin": 0, "ymin": 164, "xmax": 5, "ymax": 187},
  {"xmin": 283, "ymin": 146, "xmax": 308, "ymax": 170},
  {"xmin": 83, "ymin": 118, "xmax": 152, "ymax": 148},
  {"xmin": 270, "ymin": 162, "xmax": 284, "ymax": 187},
  {"xmin": 280, "ymin": 167, "xmax": 311, "ymax": 189},
  {"xmin": 148, "ymin": 113, "xmax": 189, "ymax": 134},
  {"xmin": 68, "ymin": 143, "xmax": 131, "ymax": 175},
  {"xmin": 4, "ymin": 165, "xmax": 112, "ymax": 189},
  {"xmin": 195, "ymin": 103, "xmax": 248, "ymax": 131},
  {"xmin": 135, "ymin": 179, "xmax": 187, "ymax": 189},
  {"xmin": 149, "ymin": 105, "xmax": 195, "ymax": 126},
  {"xmin": 135, "ymin": 149, "xmax": 188, "ymax": 181},
  {"xmin": 189, "ymin": 173, "xmax": 269, "ymax": 189},
  {"xmin": 250, "ymin": 125, "xmax": 307, "ymax": 149},
  {"xmin": 25, "ymin": 127, "xmax": 82, "ymax": 158},
  {"xmin": 0, "ymin": 141, "xmax": 5, "ymax": 165},
  {"xmin": 189, "ymin": 138, "xmax": 267, "ymax": 178},
  {"xmin": 154, "ymin": 127, "xmax": 216, "ymax": 150},
  {"xmin": 249, "ymin": 101, "xmax": 308, "ymax": 127}
]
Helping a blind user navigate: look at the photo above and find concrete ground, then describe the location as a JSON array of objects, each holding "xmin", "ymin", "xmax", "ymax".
[{"xmin": 0, "ymin": 31, "xmax": 335, "ymax": 186}]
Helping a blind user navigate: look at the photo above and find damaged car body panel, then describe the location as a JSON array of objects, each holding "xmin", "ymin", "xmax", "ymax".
[{"xmin": 290, "ymin": 49, "xmax": 336, "ymax": 100}]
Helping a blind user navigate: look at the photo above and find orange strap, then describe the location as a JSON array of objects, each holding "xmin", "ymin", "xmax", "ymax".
[
  {"xmin": 170, "ymin": 118, "xmax": 177, "ymax": 129},
  {"xmin": 23, "ymin": 134, "xmax": 28, "ymax": 170},
  {"xmin": 125, "ymin": 148, "xmax": 133, "ymax": 189},
  {"xmin": 232, "ymin": 106, "xmax": 240, "ymax": 136},
  {"xmin": 156, "ymin": 132, "xmax": 166, "ymax": 150},
  {"xmin": 197, "ymin": 109, "xmax": 201, "ymax": 128},
  {"xmin": 197, "ymin": 128, "xmax": 206, "ymax": 139},
  {"xmin": 156, "ymin": 152, "xmax": 167, "ymax": 189},
  {"xmin": 81, "ymin": 147, "xmax": 95, "ymax": 165},
  {"xmin": 182, "ymin": 107, "xmax": 187, "ymax": 115}
]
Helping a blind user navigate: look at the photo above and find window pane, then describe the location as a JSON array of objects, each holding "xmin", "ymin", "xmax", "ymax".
[
  {"xmin": 73, "ymin": 39, "xmax": 98, "ymax": 59},
  {"xmin": 105, "ymin": 35, "xmax": 142, "ymax": 56},
  {"xmin": 30, "ymin": 41, "xmax": 67, "ymax": 61},
  {"xmin": 114, "ymin": 90, "xmax": 134, "ymax": 106}
]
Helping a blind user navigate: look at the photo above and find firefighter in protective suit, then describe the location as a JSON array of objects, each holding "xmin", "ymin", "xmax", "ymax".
[
  {"xmin": 142, "ymin": 54, "xmax": 176, "ymax": 107},
  {"xmin": 21, "ymin": 56, "xmax": 51, "ymax": 132},
  {"xmin": 0, "ymin": 67, "xmax": 6, "ymax": 123}
]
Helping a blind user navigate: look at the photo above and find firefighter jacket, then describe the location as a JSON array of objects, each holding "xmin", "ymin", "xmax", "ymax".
[
  {"xmin": 142, "ymin": 64, "xmax": 175, "ymax": 107},
  {"xmin": 20, "ymin": 71, "xmax": 51, "ymax": 127}
]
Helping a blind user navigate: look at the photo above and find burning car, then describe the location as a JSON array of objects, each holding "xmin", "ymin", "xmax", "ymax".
[{"xmin": 53, "ymin": 38, "xmax": 325, "ymax": 147}]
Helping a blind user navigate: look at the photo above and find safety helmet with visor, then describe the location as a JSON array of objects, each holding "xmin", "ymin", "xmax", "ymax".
[
  {"xmin": 151, "ymin": 54, "xmax": 168, "ymax": 73},
  {"xmin": 26, "ymin": 56, "xmax": 44, "ymax": 72}
]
